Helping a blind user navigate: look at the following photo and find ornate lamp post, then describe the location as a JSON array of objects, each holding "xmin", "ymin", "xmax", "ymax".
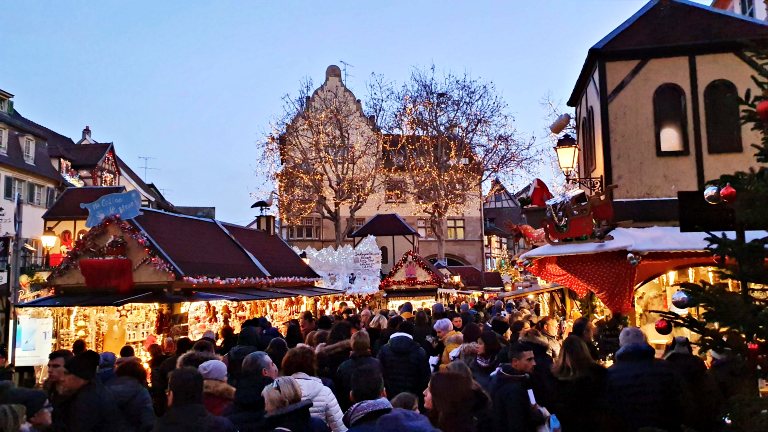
[
  {"xmin": 40, "ymin": 229, "xmax": 57, "ymax": 268},
  {"xmin": 554, "ymin": 134, "xmax": 603, "ymax": 193}
]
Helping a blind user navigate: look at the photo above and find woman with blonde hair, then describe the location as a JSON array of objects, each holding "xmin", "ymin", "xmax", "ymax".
[
  {"xmin": 261, "ymin": 376, "xmax": 329, "ymax": 432},
  {"xmin": 550, "ymin": 335, "xmax": 607, "ymax": 431}
]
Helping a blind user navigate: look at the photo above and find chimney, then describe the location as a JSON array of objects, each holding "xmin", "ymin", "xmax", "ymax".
[
  {"xmin": 82, "ymin": 126, "xmax": 91, "ymax": 141},
  {"xmin": 256, "ymin": 215, "xmax": 276, "ymax": 235}
]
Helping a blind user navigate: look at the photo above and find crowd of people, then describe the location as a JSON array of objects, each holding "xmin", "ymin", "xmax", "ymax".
[{"xmin": 0, "ymin": 297, "xmax": 756, "ymax": 431}]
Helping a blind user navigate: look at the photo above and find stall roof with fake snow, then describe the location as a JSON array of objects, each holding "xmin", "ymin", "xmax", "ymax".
[{"xmin": 520, "ymin": 227, "xmax": 768, "ymax": 259}]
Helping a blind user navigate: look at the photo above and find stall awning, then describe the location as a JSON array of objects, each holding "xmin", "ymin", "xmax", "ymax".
[
  {"xmin": 499, "ymin": 284, "xmax": 564, "ymax": 299},
  {"xmin": 520, "ymin": 227, "xmax": 768, "ymax": 259},
  {"xmin": 15, "ymin": 290, "xmax": 229, "ymax": 307},
  {"xmin": 516, "ymin": 226, "xmax": 746, "ymax": 313}
]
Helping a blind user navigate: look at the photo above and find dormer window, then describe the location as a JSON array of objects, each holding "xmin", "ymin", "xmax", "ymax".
[
  {"xmin": 23, "ymin": 137, "xmax": 35, "ymax": 164},
  {"xmin": 0, "ymin": 127, "xmax": 7, "ymax": 153},
  {"xmin": 0, "ymin": 99, "xmax": 7, "ymax": 113}
]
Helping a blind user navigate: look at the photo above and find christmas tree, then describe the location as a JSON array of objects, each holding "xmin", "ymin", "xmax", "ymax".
[{"xmin": 653, "ymin": 47, "xmax": 768, "ymax": 431}]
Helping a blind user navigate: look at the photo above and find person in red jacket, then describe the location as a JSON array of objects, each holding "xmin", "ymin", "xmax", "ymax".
[{"xmin": 198, "ymin": 359, "xmax": 235, "ymax": 416}]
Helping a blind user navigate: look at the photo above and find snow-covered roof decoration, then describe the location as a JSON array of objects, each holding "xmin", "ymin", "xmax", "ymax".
[{"xmin": 520, "ymin": 226, "xmax": 768, "ymax": 259}]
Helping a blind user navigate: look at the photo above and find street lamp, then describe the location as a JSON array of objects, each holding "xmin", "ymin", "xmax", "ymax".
[
  {"xmin": 554, "ymin": 134, "xmax": 603, "ymax": 193},
  {"xmin": 41, "ymin": 228, "xmax": 57, "ymax": 268}
]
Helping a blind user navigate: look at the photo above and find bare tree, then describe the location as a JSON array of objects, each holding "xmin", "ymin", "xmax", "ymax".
[
  {"xmin": 262, "ymin": 67, "xmax": 383, "ymax": 247},
  {"xmin": 377, "ymin": 66, "xmax": 537, "ymax": 261}
]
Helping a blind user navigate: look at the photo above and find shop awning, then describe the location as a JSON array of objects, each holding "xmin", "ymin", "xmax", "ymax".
[
  {"xmin": 499, "ymin": 284, "xmax": 565, "ymax": 299},
  {"xmin": 520, "ymin": 227, "xmax": 768, "ymax": 259},
  {"xmin": 516, "ymin": 226, "xmax": 748, "ymax": 313},
  {"xmin": 15, "ymin": 290, "xmax": 231, "ymax": 307}
]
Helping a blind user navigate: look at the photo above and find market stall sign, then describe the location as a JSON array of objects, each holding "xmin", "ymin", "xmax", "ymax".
[{"xmin": 81, "ymin": 190, "xmax": 142, "ymax": 228}]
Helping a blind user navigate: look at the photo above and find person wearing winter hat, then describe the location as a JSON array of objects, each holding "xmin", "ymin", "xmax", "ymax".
[
  {"xmin": 115, "ymin": 345, "xmax": 141, "ymax": 369},
  {"xmin": 96, "ymin": 351, "xmax": 117, "ymax": 385},
  {"xmin": 431, "ymin": 303, "xmax": 446, "ymax": 321},
  {"xmin": 375, "ymin": 408, "xmax": 439, "ymax": 432},
  {"xmin": 605, "ymin": 327, "xmax": 686, "ymax": 431},
  {"xmin": 53, "ymin": 350, "xmax": 128, "ymax": 431},
  {"xmin": 202, "ymin": 330, "xmax": 217, "ymax": 344},
  {"xmin": 198, "ymin": 359, "xmax": 236, "ymax": 416}
]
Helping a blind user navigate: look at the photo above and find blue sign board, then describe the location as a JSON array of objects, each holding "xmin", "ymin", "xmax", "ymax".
[{"xmin": 81, "ymin": 190, "xmax": 143, "ymax": 228}]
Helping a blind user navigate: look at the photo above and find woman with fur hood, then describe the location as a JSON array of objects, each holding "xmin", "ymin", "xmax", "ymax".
[
  {"xmin": 198, "ymin": 360, "xmax": 236, "ymax": 416},
  {"xmin": 282, "ymin": 345, "xmax": 347, "ymax": 432}
]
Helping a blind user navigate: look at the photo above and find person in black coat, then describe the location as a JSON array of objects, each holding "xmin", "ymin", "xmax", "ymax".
[
  {"xmin": 223, "ymin": 325, "xmax": 264, "ymax": 387},
  {"xmin": 154, "ymin": 367, "xmax": 237, "ymax": 432},
  {"xmin": 50, "ymin": 350, "xmax": 129, "ymax": 432},
  {"xmin": 107, "ymin": 360, "xmax": 156, "ymax": 432},
  {"xmin": 550, "ymin": 335, "xmax": 608, "ymax": 431},
  {"xmin": 226, "ymin": 351, "xmax": 278, "ymax": 432},
  {"xmin": 605, "ymin": 327, "xmax": 688, "ymax": 432},
  {"xmin": 488, "ymin": 343, "xmax": 546, "ymax": 432},
  {"xmin": 517, "ymin": 329, "xmax": 557, "ymax": 410},
  {"xmin": 335, "ymin": 330, "xmax": 381, "ymax": 412},
  {"xmin": 665, "ymin": 337, "xmax": 722, "ymax": 432},
  {"xmin": 377, "ymin": 321, "xmax": 430, "ymax": 403}
]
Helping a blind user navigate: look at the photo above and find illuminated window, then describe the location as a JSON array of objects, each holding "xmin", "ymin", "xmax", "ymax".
[
  {"xmin": 417, "ymin": 218, "xmax": 434, "ymax": 239},
  {"xmin": 653, "ymin": 84, "xmax": 689, "ymax": 156},
  {"xmin": 447, "ymin": 219, "xmax": 465, "ymax": 240},
  {"xmin": 385, "ymin": 178, "xmax": 407, "ymax": 203},
  {"xmin": 284, "ymin": 217, "xmax": 321, "ymax": 240}
]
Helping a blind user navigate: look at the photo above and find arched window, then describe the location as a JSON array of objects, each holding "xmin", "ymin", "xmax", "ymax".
[
  {"xmin": 653, "ymin": 84, "xmax": 689, "ymax": 156},
  {"xmin": 380, "ymin": 246, "xmax": 388, "ymax": 264},
  {"xmin": 704, "ymin": 79, "xmax": 742, "ymax": 154}
]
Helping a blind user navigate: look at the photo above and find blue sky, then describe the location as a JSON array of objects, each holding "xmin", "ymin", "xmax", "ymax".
[{"xmin": 1, "ymin": 0, "xmax": 709, "ymax": 225}]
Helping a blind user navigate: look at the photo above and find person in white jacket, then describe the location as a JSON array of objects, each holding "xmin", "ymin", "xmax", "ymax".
[{"xmin": 282, "ymin": 345, "xmax": 347, "ymax": 432}]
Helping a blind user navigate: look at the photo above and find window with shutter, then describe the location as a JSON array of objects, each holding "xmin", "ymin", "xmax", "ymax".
[
  {"xmin": 46, "ymin": 187, "xmax": 56, "ymax": 208},
  {"xmin": 0, "ymin": 128, "xmax": 7, "ymax": 152},
  {"xmin": 704, "ymin": 80, "xmax": 742, "ymax": 154},
  {"xmin": 3, "ymin": 176, "xmax": 11, "ymax": 201}
]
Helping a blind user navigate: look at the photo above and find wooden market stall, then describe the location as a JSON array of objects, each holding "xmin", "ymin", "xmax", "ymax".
[
  {"xmin": 15, "ymin": 210, "xmax": 335, "ymax": 366},
  {"xmin": 379, "ymin": 250, "xmax": 446, "ymax": 311}
]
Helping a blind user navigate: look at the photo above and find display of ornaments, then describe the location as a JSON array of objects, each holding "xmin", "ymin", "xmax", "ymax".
[
  {"xmin": 703, "ymin": 185, "xmax": 721, "ymax": 205},
  {"xmin": 626, "ymin": 253, "xmax": 641, "ymax": 267},
  {"xmin": 655, "ymin": 318, "xmax": 673, "ymax": 335},
  {"xmin": 757, "ymin": 99, "xmax": 768, "ymax": 123},
  {"xmin": 671, "ymin": 290, "xmax": 693, "ymax": 309},
  {"xmin": 719, "ymin": 183, "xmax": 737, "ymax": 204}
]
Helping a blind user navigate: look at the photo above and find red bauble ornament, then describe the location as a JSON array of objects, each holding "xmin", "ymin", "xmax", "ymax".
[
  {"xmin": 757, "ymin": 100, "xmax": 768, "ymax": 123},
  {"xmin": 720, "ymin": 183, "xmax": 737, "ymax": 204},
  {"xmin": 655, "ymin": 318, "xmax": 672, "ymax": 336}
]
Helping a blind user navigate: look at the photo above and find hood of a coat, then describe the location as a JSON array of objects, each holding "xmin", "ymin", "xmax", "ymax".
[
  {"xmin": 615, "ymin": 342, "xmax": 655, "ymax": 362},
  {"xmin": 203, "ymin": 379, "xmax": 235, "ymax": 400},
  {"xmin": 343, "ymin": 397, "xmax": 392, "ymax": 427},
  {"xmin": 316, "ymin": 339, "xmax": 351, "ymax": 357},
  {"xmin": 106, "ymin": 376, "xmax": 144, "ymax": 403},
  {"xmin": 389, "ymin": 334, "xmax": 419, "ymax": 354}
]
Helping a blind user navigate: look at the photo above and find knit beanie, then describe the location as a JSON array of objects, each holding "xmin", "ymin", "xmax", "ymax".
[
  {"xmin": 431, "ymin": 303, "xmax": 445, "ymax": 315},
  {"xmin": 64, "ymin": 350, "xmax": 100, "ymax": 381},
  {"xmin": 619, "ymin": 327, "xmax": 646, "ymax": 347},
  {"xmin": 99, "ymin": 352, "xmax": 116, "ymax": 370},
  {"xmin": 198, "ymin": 359, "xmax": 228, "ymax": 382}
]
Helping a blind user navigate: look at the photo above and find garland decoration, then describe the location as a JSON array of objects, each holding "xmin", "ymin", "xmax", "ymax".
[
  {"xmin": 380, "ymin": 250, "xmax": 445, "ymax": 289},
  {"xmin": 49, "ymin": 215, "xmax": 175, "ymax": 280},
  {"xmin": 181, "ymin": 276, "xmax": 319, "ymax": 288}
]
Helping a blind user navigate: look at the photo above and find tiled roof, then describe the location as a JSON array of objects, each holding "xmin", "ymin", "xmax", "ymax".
[
  {"xmin": 349, "ymin": 213, "xmax": 420, "ymax": 238},
  {"xmin": 447, "ymin": 266, "xmax": 483, "ymax": 288},
  {"xmin": 131, "ymin": 209, "xmax": 268, "ymax": 279},
  {"xmin": 67, "ymin": 144, "xmax": 112, "ymax": 169},
  {"xmin": 483, "ymin": 272, "xmax": 504, "ymax": 288},
  {"xmin": 0, "ymin": 111, "xmax": 65, "ymax": 183},
  {"xmin": 568, "ymin": 0, "xmax": 768, "ymax": 106},
  {"xmin": 43, "ymin": 186, "xmax": 126, "ymax": 220},
  {"xmin": 222, "ymin": 223, "xmax": 318, "ymax": 279}
]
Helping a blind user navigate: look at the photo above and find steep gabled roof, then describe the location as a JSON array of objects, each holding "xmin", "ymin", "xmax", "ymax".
[
  {"xmin": 349, "ymin": 213, "xmax": 420, "ymax": 238},
  {"xmin": 568, "ymin": 0, "xmax": 768, "ymax": 106},
  {"xmin": 43, "ymin": 186, "xmax": 126, "ymax": 220},
  {"xmin": 447, "ymin": 265, "xmax": 484, "ymax": 288},
  {"xmin": 67, "ymin": 143, "xmax": 113, "ymax": 169},
  {"xmin": 223, "ymin": 223, "xmax": 318, "ymax": 279},
  {"xmin": 131, "ymin": 209, "xmax": 267, "ymax": 278},
  {"xmin": 0, "ymin": 110, "xmax": 65, "ymax": 183}
]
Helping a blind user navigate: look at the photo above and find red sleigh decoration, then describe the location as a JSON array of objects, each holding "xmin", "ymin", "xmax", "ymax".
[{"xmin": 542, "ymin": 185, "xmax": 617, "ymax": 244}]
